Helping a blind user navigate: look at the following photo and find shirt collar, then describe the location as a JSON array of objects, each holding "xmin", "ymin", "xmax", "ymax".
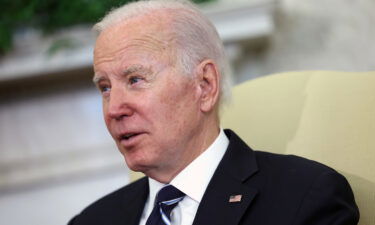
[{"xmin": 148, "ymin": 128, "xmax": 229, "ymax": 203}]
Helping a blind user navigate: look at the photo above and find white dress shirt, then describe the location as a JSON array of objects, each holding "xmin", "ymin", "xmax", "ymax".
[{"xmin": 139, "ymin": 129, "xmax": 229, "ymax": 225}]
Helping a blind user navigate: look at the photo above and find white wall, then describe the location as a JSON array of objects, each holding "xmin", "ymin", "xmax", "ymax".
[
  {"xmin": 233, "ymin": 0, "xmax": 375, "ymax": 83},
  {"xmin": 0, "ymin": 81, "xmax": 129, "ymax": 225},
  {"xmin": 0, "ymin": 171, "xmax": 128, "ymax": 225}
]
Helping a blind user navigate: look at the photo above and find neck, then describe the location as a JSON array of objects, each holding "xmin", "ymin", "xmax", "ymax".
[{"xmin": 146, "ymin": 117, "xmax": 220, "ymax": 183}]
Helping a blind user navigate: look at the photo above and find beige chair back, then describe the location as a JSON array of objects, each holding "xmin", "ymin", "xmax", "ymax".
[{"xmin": 221, "ymin": 71, "xmax": 375, "ymax": 225}]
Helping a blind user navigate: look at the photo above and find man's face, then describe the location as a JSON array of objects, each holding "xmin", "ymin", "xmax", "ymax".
[{"xmin": 93, "ymin": 16, "xmax": 205, "ymax": 180}]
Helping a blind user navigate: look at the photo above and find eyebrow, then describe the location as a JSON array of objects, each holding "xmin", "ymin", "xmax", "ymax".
[
  {"xmin": 92, "ymin": 65, "xmax": 151, "ymax": 85},
  {"xmin": 92, "ymin": 75, "xmax": 105, "ymax": 85},
  {"xmin": 123, "ymin": 64, "xmax": 150, "ymax": 76}
]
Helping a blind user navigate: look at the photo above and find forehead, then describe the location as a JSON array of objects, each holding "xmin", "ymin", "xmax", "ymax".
[{"xmin": 94, "ymin": 12, "xmax": 174, "ymax": 61}]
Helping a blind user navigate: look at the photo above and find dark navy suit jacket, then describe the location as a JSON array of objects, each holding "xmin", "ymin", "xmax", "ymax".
[{"xmin": 68, "ymin": 130, "xmax": 359, "ymax": 225}]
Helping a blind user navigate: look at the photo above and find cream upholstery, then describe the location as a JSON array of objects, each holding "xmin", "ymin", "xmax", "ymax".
[{"xmin": 221, "ymin": 71, "xmax": 375, "ymax": 225}]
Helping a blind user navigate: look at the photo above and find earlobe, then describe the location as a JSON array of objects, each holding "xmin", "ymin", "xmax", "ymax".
[{"xmin": 197, "ymin": 60, "xmax": 220, "ymax": 112}]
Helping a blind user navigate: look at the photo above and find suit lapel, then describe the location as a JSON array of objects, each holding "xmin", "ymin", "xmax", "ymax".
[
  {"xmin": 192, "ymin": 130, "xmax": 259, "ymax": 225},
  {"xmin": 122, "ymin": 177, "xmax": 149, "ymax": 225}
]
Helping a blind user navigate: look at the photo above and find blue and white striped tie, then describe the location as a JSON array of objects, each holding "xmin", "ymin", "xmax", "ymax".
[{"xmin": 146, "ymin": 185, "xmax": 185, "ymax": 225}]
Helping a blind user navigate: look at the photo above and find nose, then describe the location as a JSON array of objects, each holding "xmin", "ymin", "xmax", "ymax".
[{"xmin": 106, "ymin": 86, "xmax": 134, "ymax": 120}]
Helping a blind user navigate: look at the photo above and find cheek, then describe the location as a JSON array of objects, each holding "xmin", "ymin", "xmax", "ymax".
[
  {"xmin": 157, "ymin": 84, "xmax": 198, "ymax": 128},
  {"xmin": 102, "ymin": 101, "xmax": 111, "ymax": 128}
]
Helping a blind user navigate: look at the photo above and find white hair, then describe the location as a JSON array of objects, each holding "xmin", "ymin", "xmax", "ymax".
[{"xmin": 93, "ymin": 0, "xmax": 232, "ymax": 106}]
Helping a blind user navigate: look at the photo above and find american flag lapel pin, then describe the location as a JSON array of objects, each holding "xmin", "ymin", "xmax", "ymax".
[{"xmin": 229, "ymin": 194, "xmax": 242, "ymax": 203}]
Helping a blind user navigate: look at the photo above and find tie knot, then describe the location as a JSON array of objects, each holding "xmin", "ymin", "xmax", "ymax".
[
  {"xmin": 156, "ymin": 185, "xmax": 185, "ymax": 205},
  {"xmin": 146, "ymin": 185, "xmax": 185, "ymax": 225}
]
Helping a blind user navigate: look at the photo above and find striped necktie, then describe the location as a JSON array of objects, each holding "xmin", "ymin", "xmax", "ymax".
[{"xmin": 146, "ymin": 185, "xmax": 185, "ymax": 225}]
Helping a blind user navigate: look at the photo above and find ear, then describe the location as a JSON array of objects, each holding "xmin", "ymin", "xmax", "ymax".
[{"xmin": 196, "ymin": 59, "xmax": 220, "ymax": 112}]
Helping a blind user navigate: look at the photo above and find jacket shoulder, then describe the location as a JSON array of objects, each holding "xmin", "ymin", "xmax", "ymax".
[
  {"xmin": 68, "ymin": 177, "xmax": 148, "ymax": 225},
  {"xmin": 255, "ymin": 150, "xmax": 337, "ymax": 175},
  {"xmin": 253, "ymin": 150, "xmax": 342, "ymax": 187},
  {"xmin": 83, "ymin": 176, "xmax": 147, "ymax": 212},
  {"xmin": 247, "ymin": 151, "xmax": 358, "ymax": 224}
]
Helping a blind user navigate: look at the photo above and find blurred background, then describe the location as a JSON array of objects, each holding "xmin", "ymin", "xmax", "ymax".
[{"xmin": 0, "ymin": 0, "xmax": 374, "ymax": 224}]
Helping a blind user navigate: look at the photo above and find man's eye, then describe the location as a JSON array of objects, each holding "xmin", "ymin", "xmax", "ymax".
[
  {"xmin": 100, "ymin": 86, "xmax": 111, "ymax": 93},
  {"xmin": 129, "ymin": 76, "xmax": 143, "ymax": 85}
]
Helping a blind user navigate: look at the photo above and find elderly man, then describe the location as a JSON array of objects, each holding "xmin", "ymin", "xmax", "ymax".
[{"xmin": 69, "ymin": 0, "xmax": 359, "ymax": 224}]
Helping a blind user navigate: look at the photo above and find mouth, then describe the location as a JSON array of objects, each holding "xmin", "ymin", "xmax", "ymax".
[
  {"xmin": 117, "ymin": 132, "xmax": 145, "ymax": 147},
  {"xmin": 120, "ymin": 133, "xmax": 139, "ymax": 140}
]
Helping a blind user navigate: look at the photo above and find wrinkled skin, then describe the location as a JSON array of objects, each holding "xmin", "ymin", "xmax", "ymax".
[{"xmin": 93, "ymin": 12, "xmax": 220, "ymax": 183}]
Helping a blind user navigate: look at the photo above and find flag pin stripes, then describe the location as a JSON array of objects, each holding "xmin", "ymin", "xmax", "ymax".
[{"xmin": 229, "ymin": 195, "xmax": 242, "ymax": 203}]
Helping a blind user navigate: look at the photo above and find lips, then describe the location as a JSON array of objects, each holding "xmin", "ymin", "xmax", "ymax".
[
  {"xmin": 117, "ymin": 131, "xmax": 145, "ymax": 147},
  {"xmin": 120, "ymin": 133, "xmax": 139, "ymax": 140}
]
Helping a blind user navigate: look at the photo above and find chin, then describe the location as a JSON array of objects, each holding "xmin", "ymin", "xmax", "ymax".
[{"xmin": 124, "ymin": 155, "xmax": 151, "ymax": 173}]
